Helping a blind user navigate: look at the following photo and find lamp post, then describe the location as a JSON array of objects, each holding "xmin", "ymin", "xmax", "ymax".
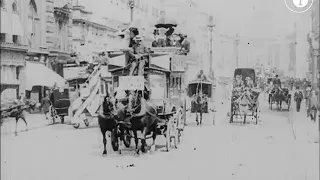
[
  {"xmin": 235, "ymin": 33, "xmax": 240, "ymax": 67},
  {"xmin": 208, "ymin": 15, "xmax": 215, "ymax": 80},
  {"xmin": 128, "ymin": 0, "xmax": 134, "ymax": 22}
]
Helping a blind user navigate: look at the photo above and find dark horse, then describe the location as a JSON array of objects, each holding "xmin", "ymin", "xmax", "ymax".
[
  {"xmin": 269, "ymin": 86, "xmax": 284, "ymax": 110},
  {"xmin": 116, "ymin": 90, "xmax": 159, "ymax": 154},
  {"xmin": 0, "ymin": 100, "xmax": 39, "ymax": 136},
  {"xmin": 97, "ymin": 94, "xmax": 120, "ymax": 155}
]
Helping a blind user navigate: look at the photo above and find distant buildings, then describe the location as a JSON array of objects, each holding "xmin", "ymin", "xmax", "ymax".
[{"xmin": 310, "ymin": 0, "xmax": 319, "ymax": 88}]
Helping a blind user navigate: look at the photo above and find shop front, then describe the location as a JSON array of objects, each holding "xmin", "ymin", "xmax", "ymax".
[{"xmin": 0, "ymin": 44, "xmax": 28, "ymax": 102}]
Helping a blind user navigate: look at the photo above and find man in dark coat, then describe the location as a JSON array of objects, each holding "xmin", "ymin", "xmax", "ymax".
[
  {"xmin": 128, "ymin": 35, "xmax": 150, "ymax": 76},
  {"xmin": 294, "ymin": 86, "xmax": 304, "ymax": 112},
  {"xmin": 273, "ymin": 75, "xmax": 282, "ymax": 88},
  {"xmin": 179, "ymin": 34, "xmax": 190, "ymax": 55}
]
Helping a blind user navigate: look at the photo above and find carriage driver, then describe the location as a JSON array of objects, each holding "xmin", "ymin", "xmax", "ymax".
[
  {"xmin": 272, "ymin": 74, "xmax": 282, "ymax": 92},
  {"xmin": 128, "ymin": 35, "xmax": 150, "ymax": 76}
]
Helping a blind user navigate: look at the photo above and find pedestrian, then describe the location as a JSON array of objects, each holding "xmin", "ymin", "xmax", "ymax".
[
  {"xmin": 308, "ymin": 89, "xmax": 319, "ymax": 122},
  {"xmin": 305, "ymin": 85, "xmax": 312, "ymax": 117},
  {"xmin": 294, "ymin": 86, "xmax": 303, "ymax": 112},
  {"xmin": 42, "ymin": 91, "xmax": 51, "ymax": 121}
]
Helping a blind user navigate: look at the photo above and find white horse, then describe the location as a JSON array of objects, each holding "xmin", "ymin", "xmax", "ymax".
[{"xmin": 236, "ymin": 89, "xmax": 252, "ymax": 124}]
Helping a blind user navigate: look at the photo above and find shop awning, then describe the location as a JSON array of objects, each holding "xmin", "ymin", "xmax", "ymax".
[
  {"xmin": 25, "ymin": 62, "xmax": 66, "ymax": 90},
  {"xmin": 12, "ymin": 14, "xmax": 23, "ymax": 36},
  {"xmin": 1, "ymin": 10, "xmax": 11, "ymax": 34}
]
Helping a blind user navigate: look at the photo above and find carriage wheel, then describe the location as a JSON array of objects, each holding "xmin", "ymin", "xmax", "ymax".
[
  {"xmin": 229, "ymin": 102, "xmax": 234, "ymax": 123},
  {"xmin": 123, "ymin": 128, "xmax": 132, "ymax": 148},
  {"xmin": 165, "ymin": 118, "xmax": 172, "ymax": 152},
  {"xmin": 73, "ymin": 123, "xmax": 80, "ymax": 129},
  {"xmin": 255, "ymin": 108, "xmax": 259, "ymax": 125}
]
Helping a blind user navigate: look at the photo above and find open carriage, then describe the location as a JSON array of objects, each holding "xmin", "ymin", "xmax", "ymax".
[
  {"xmin": 188, "ymin": 75, "xmax": 214, "ymax": 125},
  {"xmin": 230, "ymin": 68, "xmax": 260, "ymax": 125}
]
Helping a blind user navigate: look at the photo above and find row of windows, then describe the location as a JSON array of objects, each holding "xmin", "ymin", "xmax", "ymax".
[
  {"xmin": 1, "ymin": 0, "xmax": 18, "ymax": 12},
  {"xmin": 0, "ymin": 33, "xmax": 21, "ymax": 44}
]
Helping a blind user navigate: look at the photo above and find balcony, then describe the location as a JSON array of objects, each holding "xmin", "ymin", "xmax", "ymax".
[{"xmin": 0, "ymin": 42, "xmax": 28, "ymax": 52}]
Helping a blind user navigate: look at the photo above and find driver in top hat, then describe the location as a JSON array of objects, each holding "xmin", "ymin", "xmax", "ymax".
[
  {"xmin": 128, "ymin": 35, "xmax": 150, "ymax": 76},
  {"xmin": 273, "ymin": 74, "xmax": 282, "ymax": 91}
]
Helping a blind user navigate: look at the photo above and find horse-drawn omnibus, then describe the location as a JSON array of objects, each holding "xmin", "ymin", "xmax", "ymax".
[
  {"xmin": 230, "ymin": 68, "xmax": 260, "ymax": 125},
  {"xmin": 108, "ymin": 47, "xmax": 187, "ymax": 152}
]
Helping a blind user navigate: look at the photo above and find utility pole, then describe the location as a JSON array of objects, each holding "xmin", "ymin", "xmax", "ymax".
[
  {"xmin": 235, "ymin": 33, "xmax": 240, "ymax": 67},
  {"xmin": 208, "ymin": 15, "xmax": 215, "ymax": 79},
  {"xmin": 128, "ymin": 0, "xmax": 134, "ymax": 22}
]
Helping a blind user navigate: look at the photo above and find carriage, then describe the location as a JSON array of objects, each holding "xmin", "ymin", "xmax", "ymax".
[
  {"xmin": 230, "ymin": 68, "xmax": 260, "ymax": 125},
  {"xmin": 108, "ymin": 47, "xmax": 187, "ymax": 151},
  {"xmin": 188, "ymin": 75, "xmax": 214, "ymax": 125},
  {"xmin": 49, "ymin": 88, "xmax": 71, "ymax": 124},
  {"xmin": 268, "ymin": 86, "xmax": 291, "ymax": 111}
]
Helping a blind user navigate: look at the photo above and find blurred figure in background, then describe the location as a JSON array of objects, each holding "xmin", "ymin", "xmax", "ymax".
[
  {"xmin": 294, "ymin": 86, "xmax": 303, "ymax": 112},
  {"xmin": 42, "ymin": 91, "xmax": 51, "ymax": 120},
  {"xmin": 308, "ymin": 89, "xmax": 319, "ymax": 122}
]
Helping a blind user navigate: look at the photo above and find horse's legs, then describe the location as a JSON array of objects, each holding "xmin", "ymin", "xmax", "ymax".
[
  {"xmin": 151, "ymin": 123, "xmax": 157, "ymax": 151},
  {"xmin": 118, "ymin": 125, "xmax": 124, "ymax": 154},
  {"xmin": 21, "ymin": 115, "xmax": 28, "ymax": 131},
  {"xmin": 101, "ymin": 129, "xmax": 107, "ymax": 155},
  {"xmin": 133, "ymin": 130, "xmax": 140, "ymax": 154},
  {"xmin": 140, "ymin": 127, "xmax": 148, "ymax": 153},
  {"xmin": 200, "ymin": 111, "xmax": 203, "ymax": 125},
  {"xmin": 15, "ymin": 117, "xmax": 19, "ymax": 136},
  {"xmin": 196, "ymin": 112, "xmax": 199, "ymax": 125},
  {"xmin": 243, "ymin": 114, "xmax": 246, "ymax": 124}
]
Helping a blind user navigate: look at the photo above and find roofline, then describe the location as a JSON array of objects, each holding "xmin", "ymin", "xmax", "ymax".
[{"xmin": 73, "ymin": 18, "xmax": 118, "ymax": 32}]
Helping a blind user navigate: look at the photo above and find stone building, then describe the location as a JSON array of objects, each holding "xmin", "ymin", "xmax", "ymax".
[
  {"xmin": 0, "ymin": 0, "xmax": 35, "ymax": 101},
  {"xmin": 310, "ymin": 0, "xmax": 319, "ymax": 88},
  {"xmin": 71, "ymin": 4, "xmax": 118, "ymax": 63},
  {"xmin": 46, "ymin": 0, "xmax": 73, "ymax": 77}
]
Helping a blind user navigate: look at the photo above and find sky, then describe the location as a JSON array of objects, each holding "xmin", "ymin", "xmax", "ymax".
[{"xmin": 189, "ymin": 0, "xmax": 312, "ymax": 38}]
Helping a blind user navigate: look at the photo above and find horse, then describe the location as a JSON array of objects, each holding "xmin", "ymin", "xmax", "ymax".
[
  {"xmin": 191, "ymin": 93, "xmax": 207, "ymax": 125},
  {"xmin": 97, "ymin": 94, "xmax": 119, "ymax": 155},
  {"xmin": 269, "ymin": 86, "xmax": 284, "ymax": 110},
  {"xmin": 236, "ymin": 90, "xmax": 252, "ymax": 124},
  {"xmin": 116, "ymin": 90, "xmax": 159, "ymax": 154},
  {"xmin": 0, "ymin": 100, "xmax": 40, "ymax": 136}
]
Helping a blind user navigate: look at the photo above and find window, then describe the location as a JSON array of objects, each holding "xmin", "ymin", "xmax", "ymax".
[
  {"xmin": 12, "ymin": 1, "xmax": 17, "ymax": 12},
  {"xmin": 16, "ymin": 67, "xmax": 20, "ymax": 80},
  {"xmin": 28, "ymin": 0, "xmax": 39, "ymax": 48},
  {"xmin": 0, "ymin": 33, "xmax": 5, "ymax": 42},
  {"xmin": 12, "ymin": 35, "xmax": 19, "ymax": 44}
]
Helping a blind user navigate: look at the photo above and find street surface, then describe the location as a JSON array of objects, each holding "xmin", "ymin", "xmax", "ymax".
[{"xmin": 1, "ymin": 85, "xmax": 319, "ymax": 180}]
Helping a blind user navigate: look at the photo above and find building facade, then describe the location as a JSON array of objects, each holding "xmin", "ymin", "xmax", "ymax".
[
  {"xmin": 310, "ymin": 0, "xmax": 319, "ymax": 88},
  {"xmin": 46, "ymin": 0, "xmax": 73, "ymax": 77},
  {"xmin": 1, "ymin": 0, "xmax": 38, "ymax": 101},
  {"xmin": 71, "ymin": 4, "xmax": 118, "ymax": 63}
]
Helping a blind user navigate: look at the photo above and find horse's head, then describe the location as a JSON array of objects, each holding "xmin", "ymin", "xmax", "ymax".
[{"xmin": 102, "ymin": 94, "xmax": 116, "ymax": 116}]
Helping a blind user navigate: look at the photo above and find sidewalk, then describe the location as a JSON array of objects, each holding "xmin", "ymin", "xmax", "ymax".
[
  {"xmin": 1, "ymin": 113, "xmax": 50, "ymax": 136},
  {"xmin": 291, "ymin": 100, "xmax": 319, "ymax": 143}
]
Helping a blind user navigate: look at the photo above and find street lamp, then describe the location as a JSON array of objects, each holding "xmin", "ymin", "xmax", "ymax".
[
  {"xmin": 207, "ymin": 15, "xmax": 215, "ymax": 80},
  {"xmin": 128, "ymin": 0, "xmax": 134, "ymax": 22},
  {"xmin": 235, "ymin": 33, "xmax": 240, "ymax": 67}
]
